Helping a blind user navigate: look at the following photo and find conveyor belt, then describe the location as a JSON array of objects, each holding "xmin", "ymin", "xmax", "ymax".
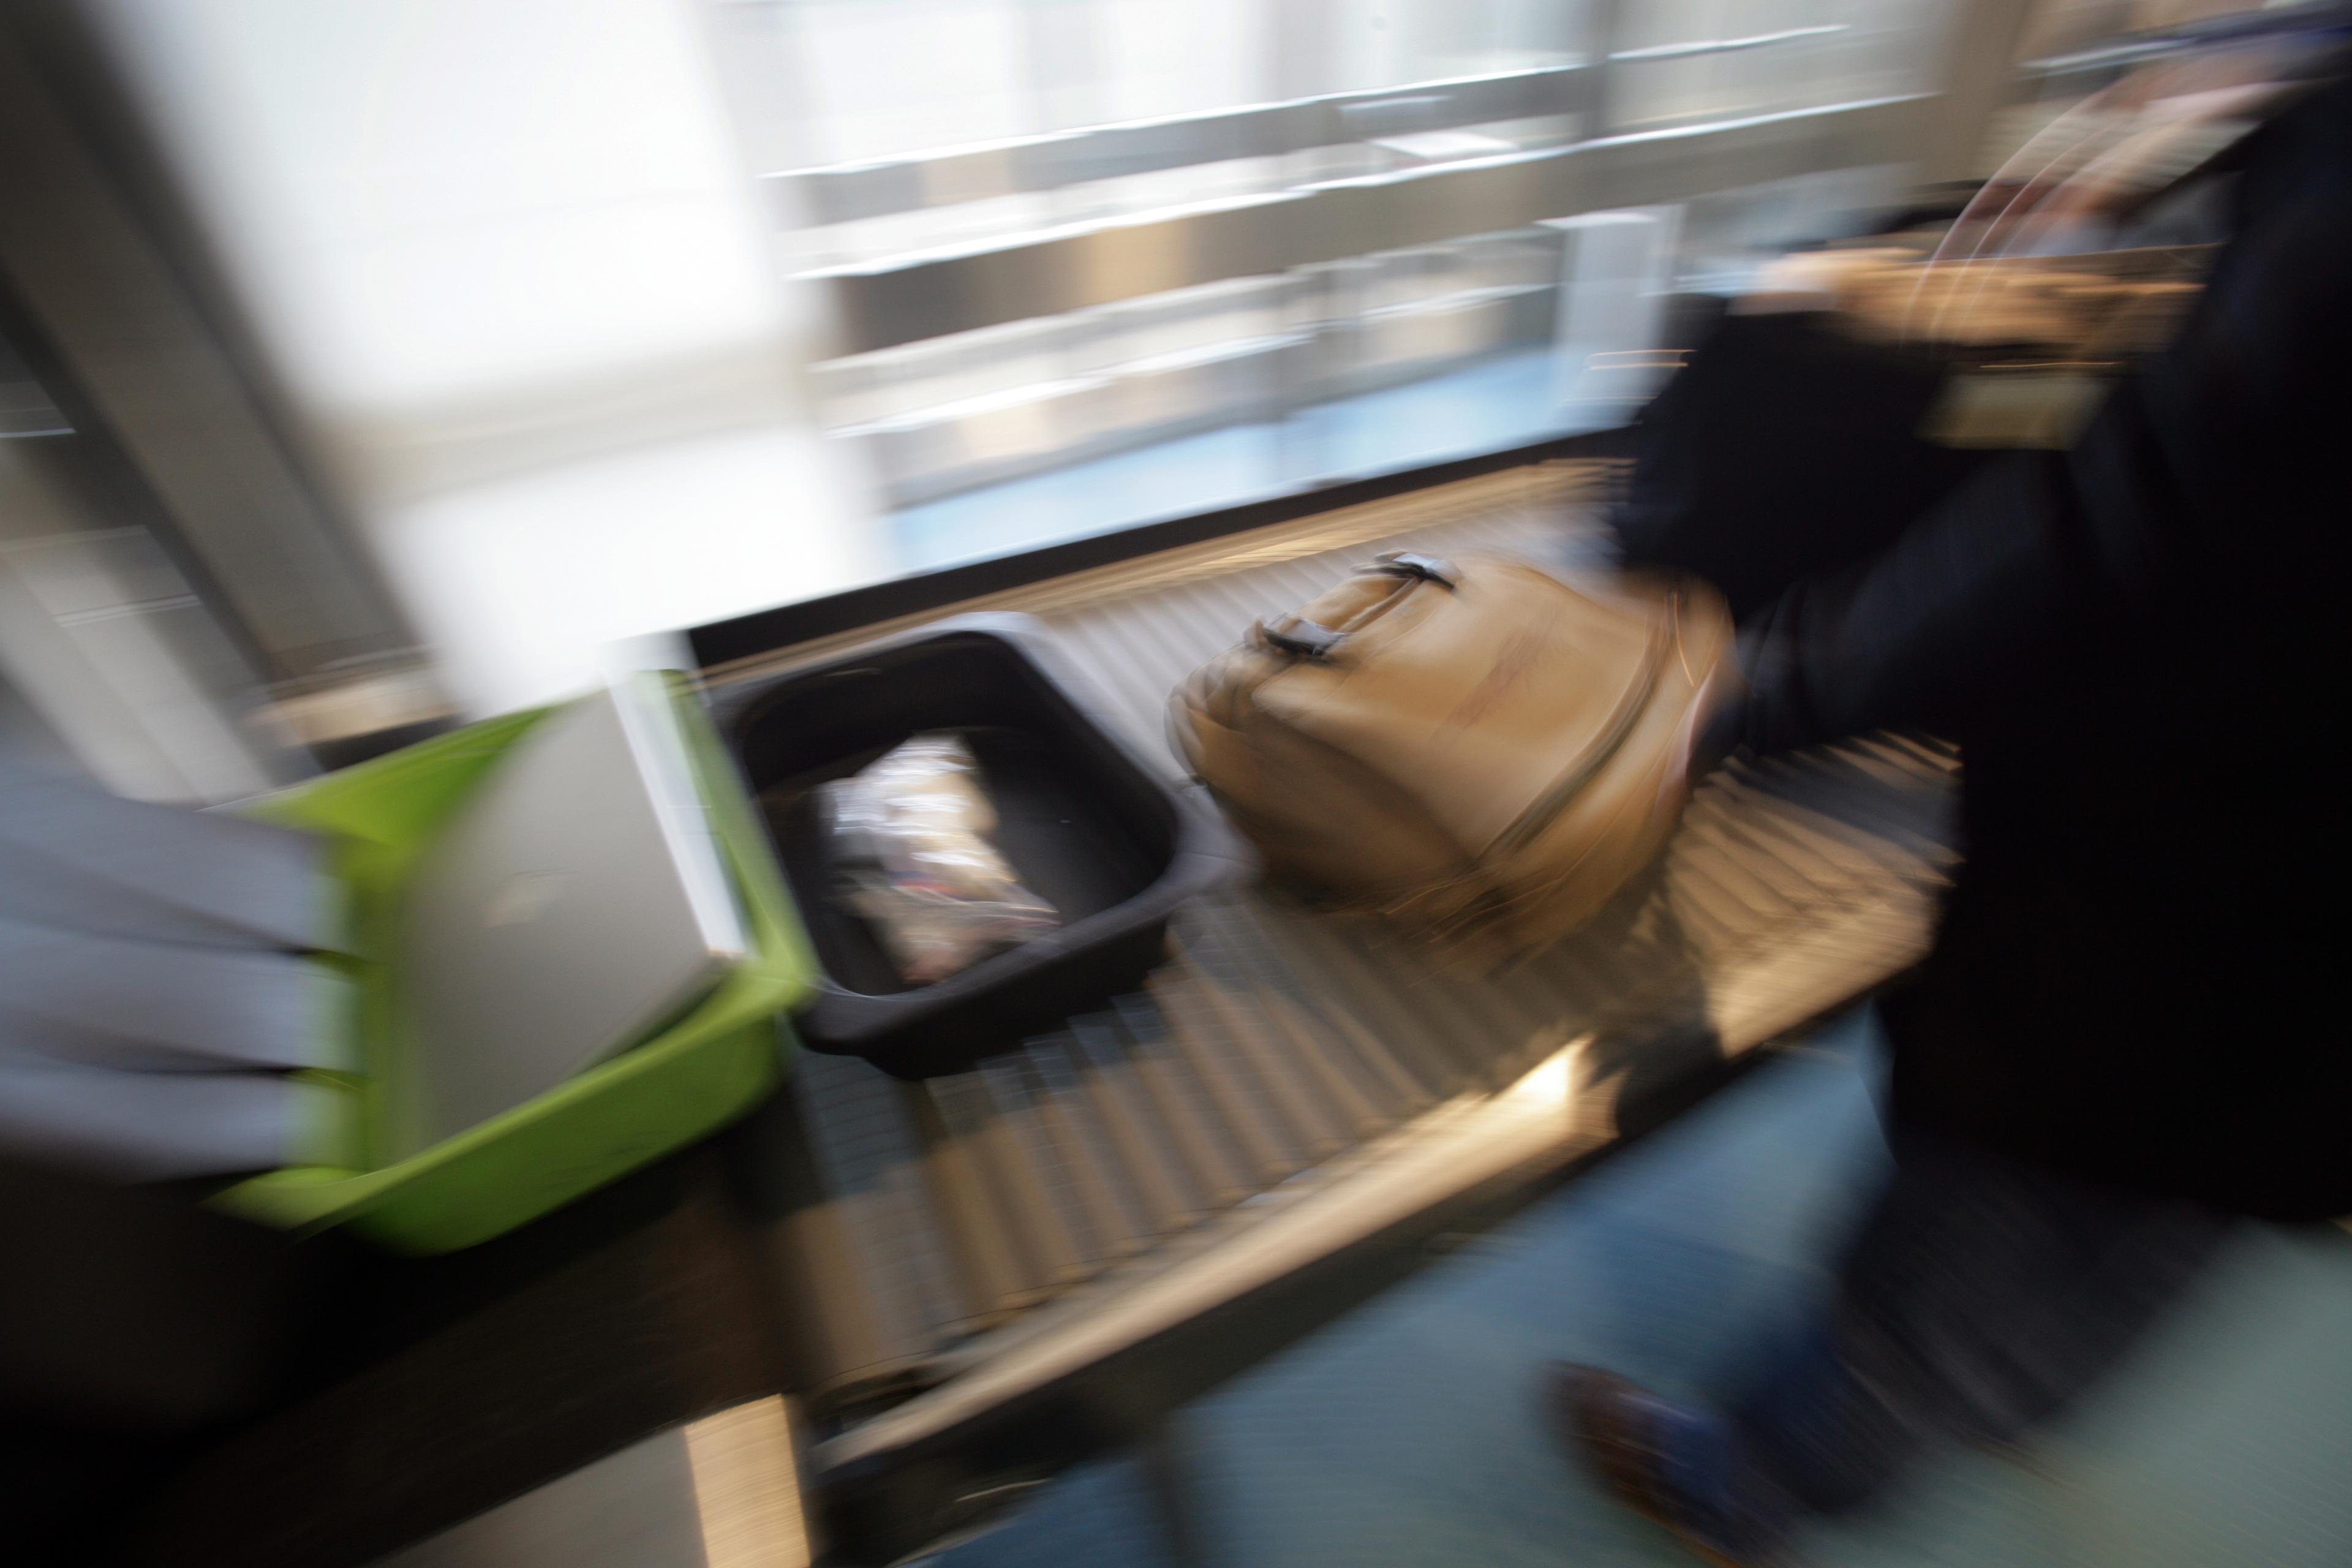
[
  {"xmin": 110, "ymin": 461, "xmax": 1958, "ymax": 1568},
  {"xmin": 718, "ymin": 461, "xmax": 1959, "ymax": 1452}
]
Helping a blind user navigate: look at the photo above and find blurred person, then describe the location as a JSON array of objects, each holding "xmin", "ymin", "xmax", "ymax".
[{"xmin": 1548, "ymin": 42, "xmax": 2352, "ymax": 1568}]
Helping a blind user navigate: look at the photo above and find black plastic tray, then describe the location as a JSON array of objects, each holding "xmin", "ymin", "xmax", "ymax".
[{"xmin": 709, "ymin": 614, "xmax": 1250, "ymax": 1078}]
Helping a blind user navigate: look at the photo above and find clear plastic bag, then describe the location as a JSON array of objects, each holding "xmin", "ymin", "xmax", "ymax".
[{"xmin": 823, "ymin": 734, "xmax": 1060, "ymax": 984}]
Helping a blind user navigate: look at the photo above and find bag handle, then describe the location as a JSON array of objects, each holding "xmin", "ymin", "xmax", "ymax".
[{"xmin": 1250, "ymin": 553, "xmax": 1457, "ymax": 660}]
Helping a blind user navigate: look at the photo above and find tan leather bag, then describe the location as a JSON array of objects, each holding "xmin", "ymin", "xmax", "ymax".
[{"xmin": 1170, "ymin": 551, "xmax": 1732, "ymax": 954}]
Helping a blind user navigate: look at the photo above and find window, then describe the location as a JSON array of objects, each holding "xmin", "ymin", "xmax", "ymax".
[{"xmin": 714, "ymin": 0, "xmax": 1959, "ymax": 568}]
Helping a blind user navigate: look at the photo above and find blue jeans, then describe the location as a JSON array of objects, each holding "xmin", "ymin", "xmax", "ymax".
[{"xmin": 1720, "ymin": 1120, "xmax": 2234, "ymax": 1532}]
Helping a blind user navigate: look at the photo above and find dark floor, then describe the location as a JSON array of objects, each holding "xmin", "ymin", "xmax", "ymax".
[{"xmin": 922, "ymin": 1009, "xmax": 2352, "ymax": 1567}]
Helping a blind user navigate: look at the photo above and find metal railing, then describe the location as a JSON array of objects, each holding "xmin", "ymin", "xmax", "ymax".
[
  {"xmin": 805, "ymin": 92, "xmax": 1928, "ymax": 356},
  {"xmin": 1609, "ymin": 23, "xmax": 1850, "ymax": 64},
  {"xmin": 763, "ymin": 62, "xmax": 1596, "ymax": 230}
]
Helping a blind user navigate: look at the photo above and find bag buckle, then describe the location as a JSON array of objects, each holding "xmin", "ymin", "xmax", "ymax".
[
  {"xmin": 1253, "ymin": 617, "xmax": 1348, "ymax": 659},
  {"xmin": 1373, "ymin": 552, "xmax": 1458, "ymax": 589}
]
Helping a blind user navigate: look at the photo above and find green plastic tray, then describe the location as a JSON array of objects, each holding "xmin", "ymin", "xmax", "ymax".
[{"xmin": 209, "ymin": 675, "xmax": 815, "ymax": 1254}]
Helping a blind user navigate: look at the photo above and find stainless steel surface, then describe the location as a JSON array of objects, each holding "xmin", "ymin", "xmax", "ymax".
[
  {"xmin": 826, "ymin": 317, "xmax": 1312, "ymax": 510},
  {"xmin": 0, "ymin": 11, "xmax": 424, "ymax": 688},
  {"xmin": 371, "ymin": 1398, "xmax": 812, "ymax": 1568},
  {"xmin": 0, "ymin": 434, "xmax": 282, "ymax": 802},
  {"xmin": 764, "ymin": 64, "xmax": 1597, "ymax": 229},
  {"xmin": 817, "ymin": 232, "xmax": 1566, "ymax": 510},
  {"xmin": 779, "ymin": 5, "xmax": 1950, "ymax": 510},
  {"xmin": 809, "ymin": 94, "xmax": 1930, "ymax": 354},
  {"xmin": 1610, "ymin": 24, "xmax": 1852, "ymax": 64},
  {"xmin": 1920, "ymin": 0, "xmax": 2040, "ymax": 183},
  {"xmin": 722, "ymin": 462, "xmax": 1959, "ymax": 1453},
  {"xmin": 369, "ymin": 1428, "xmax": 707, "ymax": 1568}
]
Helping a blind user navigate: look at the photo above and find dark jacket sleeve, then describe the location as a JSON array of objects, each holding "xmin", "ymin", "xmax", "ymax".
[{"xmin": 1722, "ymin": 74, "xmax": 2352, "ymax": 756}]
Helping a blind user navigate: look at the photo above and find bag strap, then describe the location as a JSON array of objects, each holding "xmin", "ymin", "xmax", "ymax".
[{"xmin": 1250, "ymin": 554, "xmax": 1457, "ymax": 660}]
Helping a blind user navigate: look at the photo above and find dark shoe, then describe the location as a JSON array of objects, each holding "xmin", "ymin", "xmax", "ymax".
[{"xmin": 1545, "ymin": 1362, "xmax": 1789, "ymax": 1567}]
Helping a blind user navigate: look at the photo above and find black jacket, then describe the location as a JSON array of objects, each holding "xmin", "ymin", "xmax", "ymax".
[{"xmin": 1629, "ymin": 72, "xmax": 2352, "ymax": 1221}]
